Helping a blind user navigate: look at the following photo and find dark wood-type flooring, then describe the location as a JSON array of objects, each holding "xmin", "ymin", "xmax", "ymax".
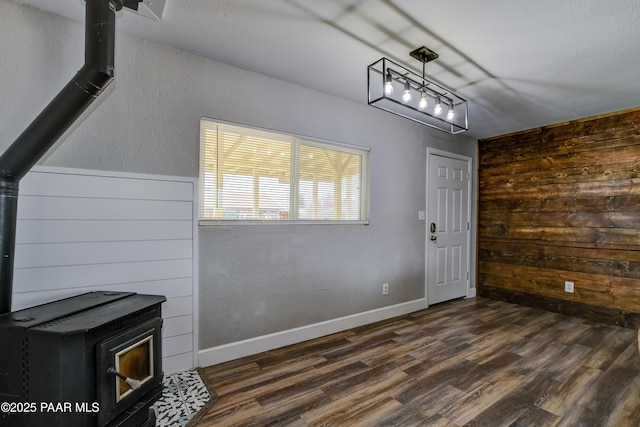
[{"xmin": 194, "ymin": 297, "xmax": 640, "ymax": 426}]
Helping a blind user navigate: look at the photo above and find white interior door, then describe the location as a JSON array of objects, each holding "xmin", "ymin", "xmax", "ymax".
[{"xmin": 426, "ymin": 151, "xmax": 470, "ymax": 305}]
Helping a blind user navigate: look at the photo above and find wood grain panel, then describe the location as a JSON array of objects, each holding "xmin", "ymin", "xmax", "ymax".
[
  {"xmin": 479, "ymin": 261, "xmax": 640, "ymax": 312},
  {"xmin": 478, "ymin": 240, "xmax": 640, "ymax": 278},
  {"xmin": 194, "ymin": 297, "xmax": 640, "ymax": 426},
  {"xmin": 479, "ymin": 106, "xmax": 640, "ymax": 326},
  {"xmin": 480, "ymin": 160, "xmax": 640, "ymax": 189},
  {"xmin": 480, "ymin": 194, "xmax": 640, "ymax": 214},
  {"xmin": 479, "ymin": 177, "xmax": 640, "ymax": 200}
]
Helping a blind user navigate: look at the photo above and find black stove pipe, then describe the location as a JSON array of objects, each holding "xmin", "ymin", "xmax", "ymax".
[{"xmin": 0, "ymin": 0, "xmax": 121, "ymax": 314}]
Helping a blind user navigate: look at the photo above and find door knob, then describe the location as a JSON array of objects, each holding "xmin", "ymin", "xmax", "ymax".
[{"xmin": 430, "ymin": 222, "xmax": 436, "ymax": 233}]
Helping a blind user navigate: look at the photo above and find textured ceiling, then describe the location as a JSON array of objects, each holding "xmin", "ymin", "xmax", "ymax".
[{"xmin": 12, "ymin": 0, "xmax": 640, "ymax": 139}]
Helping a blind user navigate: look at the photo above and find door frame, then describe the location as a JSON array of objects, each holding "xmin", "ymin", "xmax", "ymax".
[{"xmin": 425, "ymin": 147, "xmax": 473, "ymax": 307}]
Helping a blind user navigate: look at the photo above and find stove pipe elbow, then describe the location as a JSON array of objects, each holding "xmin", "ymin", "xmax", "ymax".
[{"xmin": 0, "ymin": 0, "xmax": 118, "ymax": 314}]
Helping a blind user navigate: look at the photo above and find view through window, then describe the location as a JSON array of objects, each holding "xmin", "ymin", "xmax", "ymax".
[{"xmin": 199, "ymin": 119, "xmax": 370, "ymax": 223}]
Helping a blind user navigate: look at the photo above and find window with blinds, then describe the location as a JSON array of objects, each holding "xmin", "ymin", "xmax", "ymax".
[{"xmin": 199, "ymin": 119, "xmax": 370, "ymax": 223}]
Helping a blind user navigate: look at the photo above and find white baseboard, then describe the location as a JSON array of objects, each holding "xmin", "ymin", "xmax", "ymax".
[
  {"xmin": 467, "ymin": 287, "xmax": 477, "ymax": 298},
  {"xmin": 198, "ymin": 298, "xmax": 426, "ymax": 368}
]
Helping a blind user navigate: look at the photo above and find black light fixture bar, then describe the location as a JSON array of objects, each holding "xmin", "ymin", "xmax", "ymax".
[
  {"xmin": 367, "ymin": 46, "xmax": 468, "ymax": 134},
  {"xmin": 384, "ymin": 66, "xmax": 454, "ymax": 104}
]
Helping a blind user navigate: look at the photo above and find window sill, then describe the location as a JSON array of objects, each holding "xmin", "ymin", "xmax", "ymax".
[{"xmin": 198, "ymin": 219, "xmax": 370, "ymax": 226}]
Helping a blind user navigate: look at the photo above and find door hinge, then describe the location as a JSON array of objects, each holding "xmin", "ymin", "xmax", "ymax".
[
  {"xmin": 467, "ymin": 222, "xmax": 470, "ymax": 230},
  {"xmin": 466, "ymin": 272, "xmax": 469, "ymax": 280}
]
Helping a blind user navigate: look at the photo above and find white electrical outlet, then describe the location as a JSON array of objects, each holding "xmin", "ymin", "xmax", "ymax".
[
  {"xmin": 565, "ymin": 281, "xmax": 574, "ymax": 293},
  {"xmin": 382, "ymin": 283, "xmax": 389, "ymax": 295}
]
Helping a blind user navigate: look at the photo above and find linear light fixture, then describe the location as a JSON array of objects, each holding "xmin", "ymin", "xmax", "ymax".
[{"xmin": 368, "ymin": 46, "xmax": 468, "ymax": 134}]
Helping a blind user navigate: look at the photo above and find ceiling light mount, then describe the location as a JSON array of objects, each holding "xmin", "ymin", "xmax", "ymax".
[
  {"xmin": 367, "ymin": 46, "xmax": 468, "ymax": 134},
  {"xmin": 409, "ymin": 46, "xmax": 439, "ymax": 63}
]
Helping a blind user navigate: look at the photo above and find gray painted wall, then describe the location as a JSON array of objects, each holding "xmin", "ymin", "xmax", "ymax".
[{"xmin": 1, "ymin": 0, "xmax": 477, "ymax": 352}]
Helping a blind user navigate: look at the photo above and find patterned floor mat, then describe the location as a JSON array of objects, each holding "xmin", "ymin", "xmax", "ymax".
[{"xmin": 152, "ymin": 369, "xmax": 211, "ymax": 426}]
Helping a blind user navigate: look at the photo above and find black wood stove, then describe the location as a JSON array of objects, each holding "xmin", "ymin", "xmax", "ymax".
[
  {"xmin": 0, "ymin": 2, "xmax": 168, "ymax": 426},
  {"xmin": 0, "ymin": 291, "xmax": 166, "ymax": 427}
]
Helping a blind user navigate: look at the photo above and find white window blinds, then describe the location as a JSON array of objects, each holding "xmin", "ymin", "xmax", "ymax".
[{"xmin": 199, "ymin": 119, "xmax": 370, "ymax": 223}]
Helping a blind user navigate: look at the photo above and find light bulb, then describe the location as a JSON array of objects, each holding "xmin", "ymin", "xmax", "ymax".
[
  {"xmin": 418, "ymin": 92, "xmax": 428, "ymax": 110},
  {"xmin": 433, "ymin": 98, "xmax": 443, "ymax": 116},
  {"xmin": 446, "ymin": 107, "xmax": 455, "ymax": 121},
  {"xmin": 402, "ymin": 81, "xmax": 411, "ymax": 103},
  {"xmin": 384, "ymin": 71, "xmax": 394, "ymax": 95}
]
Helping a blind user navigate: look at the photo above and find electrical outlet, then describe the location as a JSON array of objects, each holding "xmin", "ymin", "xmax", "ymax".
[
  {"xmin": 564, "ymin": 281, "xmax": 574, "ymax": 293},
  {"xmin": 382, "ymin": 283, "xmax": 389, "ymax": 295}
]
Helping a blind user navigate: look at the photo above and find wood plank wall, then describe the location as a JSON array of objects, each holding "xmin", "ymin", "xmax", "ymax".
[{"xmin": 478, "ymin": 107, "xmax": 640, "ymax": 328}]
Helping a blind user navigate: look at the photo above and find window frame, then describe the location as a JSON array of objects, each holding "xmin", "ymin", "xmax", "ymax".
[{"xmin": 198, "ymin": 118, "xmax": 371, "ymax": 226}]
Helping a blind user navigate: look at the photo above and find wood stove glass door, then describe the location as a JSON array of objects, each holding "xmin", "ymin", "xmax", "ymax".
[{"xmin": 114, "ymin": 335, "xmax": 154, "ymax": 402}]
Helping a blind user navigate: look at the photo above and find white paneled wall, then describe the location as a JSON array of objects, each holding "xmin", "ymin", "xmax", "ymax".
[{"xmin": 11, "ymin": 166, "xmax": 198, "ymax": 374}]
